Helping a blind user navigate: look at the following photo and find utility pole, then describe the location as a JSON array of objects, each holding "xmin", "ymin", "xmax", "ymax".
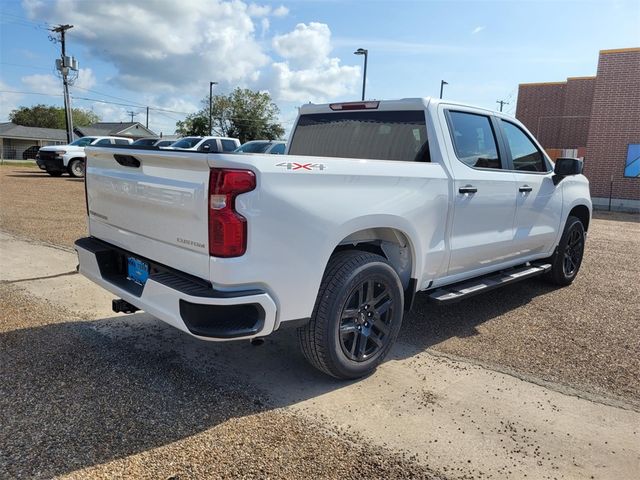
[
  {"xmin": 127, "ymin": 111, "xmax": 137, "ymax": 122},
  {"xmin": 496, "ymin": 100, "xmax": 509, "ymax": 112},
  {"xmin": 146, "ymin": 106, "xmax": 149, "ymax": 128},
  {"xmin": 209, "ymin": 81, "xmax": 218, "ymax": 136},
  {"xmin": 439, "ymin": 80, "xmax": 448, "ymax": 99},
  {"xmin": 50, "ymin": 24, "xmax": 76, "ymax": 144}
]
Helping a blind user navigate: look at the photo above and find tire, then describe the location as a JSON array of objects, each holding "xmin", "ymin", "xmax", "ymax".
[
  {"xmin": 68, "ymin": 159, "xmax": 85, "ymax": 178},
  {"xmin": 47, "ymin": 171, "xmax": 63, "ymax": 177},
  {"xmin": 545, "ymin": 215, "xmax": 585, "ymax": 286},
  {"xmin": 298, "ymin": 250, "xmax": 404, "ymax": 379}
]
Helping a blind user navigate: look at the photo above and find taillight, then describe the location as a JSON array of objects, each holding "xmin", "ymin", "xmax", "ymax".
[{"xmin": 208, "ymin": 168, "xmax": 256, "ymax": 257}]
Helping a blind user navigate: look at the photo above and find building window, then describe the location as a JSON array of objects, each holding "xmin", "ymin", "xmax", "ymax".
[{"xmin": 624, "ymin": 144, "xmax": 640, "ymax": 178}]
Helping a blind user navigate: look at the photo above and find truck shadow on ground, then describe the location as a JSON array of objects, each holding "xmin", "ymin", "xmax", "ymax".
[{"xmin": 0, "ymin": 278, "xmax": 556, "ymax": 478}]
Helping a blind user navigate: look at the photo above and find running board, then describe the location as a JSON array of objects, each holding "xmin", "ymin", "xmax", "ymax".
[{"xmin": 427, "ymin": 263, "xmax": 551, "ymax": 304}]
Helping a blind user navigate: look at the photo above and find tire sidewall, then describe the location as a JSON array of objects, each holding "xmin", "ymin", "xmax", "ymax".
[
  {"xmin": 323, "ymin": 260, "xmax": 404, "ymax": 378},
  {"xmin": 69, "ymin": 159, "xmax": 85, "ymax": 178}
]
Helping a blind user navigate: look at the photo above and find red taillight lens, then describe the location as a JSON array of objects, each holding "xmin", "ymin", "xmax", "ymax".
[{"xmin": 208, "ymin": 168, "xmax": 256, "ymax": 257}]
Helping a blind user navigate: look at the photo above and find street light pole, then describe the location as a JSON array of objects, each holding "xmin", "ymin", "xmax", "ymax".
[
  {"xmin": 439, "ymin": 80, "xmax": 448, "ymax": 99},
  {"xmin": 354, "ymin": 48, "xmax": 368, "ymax": 101},
  {"xmin": 209, "ymin": 81, "xmax": 218, "ymax": 136}
]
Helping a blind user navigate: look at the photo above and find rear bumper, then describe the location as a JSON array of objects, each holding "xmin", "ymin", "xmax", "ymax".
[{"xmin": 74, "ymin": 237, "xmax": 277, "ymax": 341}]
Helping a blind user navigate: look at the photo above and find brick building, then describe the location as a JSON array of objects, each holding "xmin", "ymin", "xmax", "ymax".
[{"xmin": 516, "ymin": 48, "xmax": 640, "ymax": 211}]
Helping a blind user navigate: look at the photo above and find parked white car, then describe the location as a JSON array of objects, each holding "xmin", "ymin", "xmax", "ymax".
[
  {"xmin": 168, "ymin": 136, "xmax": 240, "ymax": 153},
  {"xmin": 235, "ymin": 140, "xmax": 286, "ymax": 155},
  {"xmin": 36, "ymin": 136, "xmax": 133, "ymax": 177},
  {"xmin": 75, "ymin": 97, "xmax": 591, "ymax": 379}
]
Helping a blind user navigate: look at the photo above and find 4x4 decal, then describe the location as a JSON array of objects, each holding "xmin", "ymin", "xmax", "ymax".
[{"xmin": 276, "ymin": 162, "xmax": 326, "ymax": 171}]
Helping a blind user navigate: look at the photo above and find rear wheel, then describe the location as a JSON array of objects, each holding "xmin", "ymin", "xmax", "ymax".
[
  {"xmin": 298, "ymin": 251, "xmax": 404, "ymax": 379},
  {"xmin": 68, "ymin": 159, "xmax": 85, "ymax": 178},
  {"xmin": 545, "ymin": 215, "xmax": 585, "ymax": 286}
]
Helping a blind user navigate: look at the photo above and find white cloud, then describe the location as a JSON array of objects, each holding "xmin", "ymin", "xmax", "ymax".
[
  {"xmin": 273, "ymin": 23, "xmax": 332, "ymax": 69},
  {"xmin": 471, "ymin": 26, "xmax": 486, "ymax": 34},
  {"xmin": 23, "ymin": 0, "xmax": 269, "ymax": 94},
  {"xmin": 21, "ymin": 68, "xmax": 96, "ymax": 96},
  {"xmin": 0, "ymin": 81, "xmax": 23, "ymax": 121},
  {"xmin": 268, "ymin": 23, "xmax": 360, "ymax": 102},
  {"xmin": 247, "ymin": 3, "xmax": 288, "ymax": 17},
  {"xmin": 272, "ymin": 5, "xmax": 289, "ymax": 17},
  {"xmin": 75, "ymin": 68, "xmax": 96, "ymax": 90},
  {"xmin": 22, "ymin": 1, "xmax": 359, "ymax": 121},
  {"xmin": 21, "ymin": 73, "xmax": 60, "ymax": 96},
  {"xmin": 268, "ymin": 59, "xmax": 360, "ymax": 103}
]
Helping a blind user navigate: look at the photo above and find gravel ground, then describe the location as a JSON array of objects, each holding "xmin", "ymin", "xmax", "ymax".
[
  {"xmin": 0, "ymin": 284, "xmax": 440, "ymax": 480},
  {"xmin": 0, "ymin": 166, "xmax": 86, "ymax": 248},
  {"xmin": 2, "ymin": 166, "xmax": 639, "ymax": 403},
  {"xmin": 403, "ymin": 211, "xmax": 640, "ymax": 403}
]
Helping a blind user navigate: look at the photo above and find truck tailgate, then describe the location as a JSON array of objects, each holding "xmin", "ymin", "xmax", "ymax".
[{"xmin": 85, "ymin": 147, "xmax": 211, "ymax": 279}]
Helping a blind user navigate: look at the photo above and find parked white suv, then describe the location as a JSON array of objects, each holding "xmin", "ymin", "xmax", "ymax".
[
  {"xmin": 168, "ymin": 136, "xmax": 240, "ymax": 153},
  {"xmin": 75, "ymin": 97, "xmax": 591, "ymax": 379},
  {"xmin": 37, "ymin": 136, "xmax": 133, "ymax": 177}
]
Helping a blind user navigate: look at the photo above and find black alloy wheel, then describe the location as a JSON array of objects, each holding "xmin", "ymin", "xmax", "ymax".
[{"xmin": 339, "ymin": 278, "xmax": 394, "ymax": 362}]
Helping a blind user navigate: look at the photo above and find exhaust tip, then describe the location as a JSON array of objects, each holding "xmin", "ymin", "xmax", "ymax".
[{"xmin": 250, "ymin": 338, "xmax": 265, "ymax": 346}]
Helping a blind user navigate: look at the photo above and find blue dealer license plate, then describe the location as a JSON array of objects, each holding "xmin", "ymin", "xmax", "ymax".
[{"xmin": 127, "ymin": 256, "xmax": 149, "ymax": 285}]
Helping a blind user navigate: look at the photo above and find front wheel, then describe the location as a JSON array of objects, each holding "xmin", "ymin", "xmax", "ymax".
[
  {"xmin": 68, "ymin": 159, "xmax": 85, "ymax": 178},
  {"xmin": 298, "ymin": 251, "xmax": 404, "ymax": 379},
  {"xmin": 545, "ymin": 215, "xmax": 585, "ymax": 286}
]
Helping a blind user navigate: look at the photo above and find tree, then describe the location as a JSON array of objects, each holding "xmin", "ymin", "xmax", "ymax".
[
  {"xmin": 9, "ymin": 104, "xmax": 100, "ymax": 129},
  {"xmin": 176, "ymin": 88, "xmax": 285, "ymax": 143}
]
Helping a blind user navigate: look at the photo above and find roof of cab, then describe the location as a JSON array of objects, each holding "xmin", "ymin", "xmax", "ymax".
[{"xmin": 298, "ymin": 97, "xmax": 506, "ymax": 117}]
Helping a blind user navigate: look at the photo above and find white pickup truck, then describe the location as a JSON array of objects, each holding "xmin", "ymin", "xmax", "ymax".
[
  {"xmin": 75, "ymin": 98, "xmax": 591, "ymax": 379},
  {"xmin": 37, "ymin": 136, "xmax": 133, "ymax": 177}
]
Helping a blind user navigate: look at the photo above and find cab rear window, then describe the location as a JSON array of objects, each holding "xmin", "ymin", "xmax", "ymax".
[{"xmin": 289, "ymin": 110, "xmax": 429, "ymax": 162}]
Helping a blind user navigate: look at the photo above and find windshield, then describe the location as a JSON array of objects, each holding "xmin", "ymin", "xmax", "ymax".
[
  {"xmin": 235, "ymin": 141, "xmax": 270, "ymax": 153},
  {"xmin": 171, "ymin": 137, "xmax": 202, "ymax": 149},
  {"xmin": 69, "ymin": 137, "xmax": 97, "ymax": 147},
  {"xmin": 288, "ymin": 110, "xmax": 429, "ymax": 162},
  {"xmin": 132, "ymin": 138, "xmax": 159, "ymax": 146}
]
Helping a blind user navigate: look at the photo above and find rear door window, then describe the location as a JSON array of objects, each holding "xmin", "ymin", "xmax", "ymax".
[
  {"xmin": 95, "ymin": 138, "xmax": 113, "ymax": 146},
  {"xmin": 289, "ymin": 110, "xmax": 429, "ymax": 162},
  {"xmin": 114, "ymin": 139, "xmax": 130, "ymax": 145},
  {"xmin": 221, "ymin": 139, "xmax": 238, "ymax": 152},
  {"xmin": 447, "ymin": 111, "xmax": 501, "ymax": 169}
]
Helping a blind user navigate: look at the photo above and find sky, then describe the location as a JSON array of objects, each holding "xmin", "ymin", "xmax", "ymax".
[{"xmin": 1, "ymin": 0, "xmax": 639, "ymax": 136}]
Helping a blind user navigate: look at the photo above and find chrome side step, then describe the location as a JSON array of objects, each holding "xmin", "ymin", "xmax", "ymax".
[{"xmin": 427, "ymin": 263, "xmax": 551, "ymax": 304}]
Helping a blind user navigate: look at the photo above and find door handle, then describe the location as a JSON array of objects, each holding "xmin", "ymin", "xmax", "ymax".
[
  {"xmin": 519, "ymin": 185, "xmax": 533, "ymax": 193},
  {"xmin": 458, "ymin": 185, "xmax": 477, "ymax": 194}
]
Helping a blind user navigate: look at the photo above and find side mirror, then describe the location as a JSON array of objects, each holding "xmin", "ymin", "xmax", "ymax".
[
  {"xmin": 553, "ymin": 157, "xmax": 583, "ymax": 185},
  {"xmin": 200, "ymin": 144, "xmax": 211, "ymax": 152}
]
